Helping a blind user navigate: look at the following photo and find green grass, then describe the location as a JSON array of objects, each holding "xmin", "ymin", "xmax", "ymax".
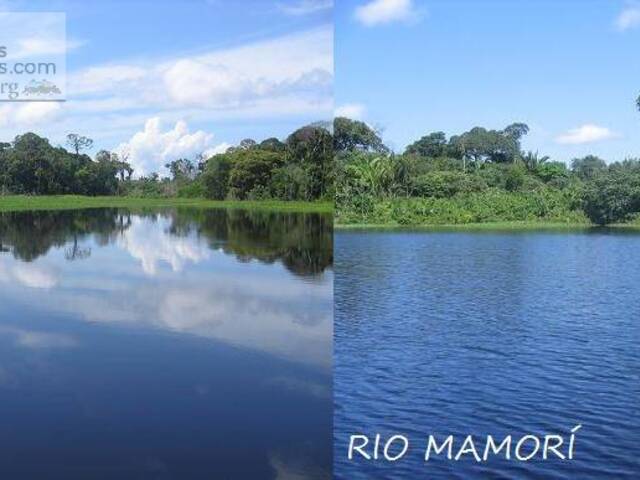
[{"xmin": 0, "ymin": 195, "xmax": 333, "ymax": 213}]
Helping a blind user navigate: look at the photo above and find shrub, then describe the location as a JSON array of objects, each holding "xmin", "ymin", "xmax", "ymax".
[
  {"xmin": 581, "ymin": 171, "xmax": 640, "ymax": 224},
  {"xmin": 412, "ymin": 171, "xmax": 486, "ymax": 198},
  {"xmin": 535, "ymin": 161, "xmax": 569, "ymax": 184}
]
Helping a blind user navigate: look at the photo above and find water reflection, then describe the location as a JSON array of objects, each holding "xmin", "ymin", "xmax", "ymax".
[
  {"xmin": 0, "ymin": 208, "xmax": 332, "ymax": 479},
  {"xmin": 0, "ymin": 208, "xmax": 333, "ymax": 278}
]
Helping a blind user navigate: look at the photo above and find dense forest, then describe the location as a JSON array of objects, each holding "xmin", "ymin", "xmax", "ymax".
[
  {"xmin": 0, "ymin": 123, "xmax": 333, "ymax": 202},
  {"xmin": 2, "ymin": 95, "xmax": 639, "ymax": 226},
  {"xmin": 335, "ymin": 95, "xmax": 640, "ymax": 226}
]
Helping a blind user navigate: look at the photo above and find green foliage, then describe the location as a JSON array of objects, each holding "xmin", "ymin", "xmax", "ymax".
[
  {"xmin": 177, "ymin": 179, "xmax": 205, "ymax": 198},
  {"xmin": 334, "ymin": 121, "xmax": 640, "ymax": 227},
  {"xmin": 412, "ymin": 171, "xmax": 487, "ymax": 198},
  {"xmin": 521, "ymin": 150, "xmax": 550, "ymax": 170},
  {"xmin": 0, "ymin": 123, "xmax": 333, "ymax": 204},
  {"xmin": 448, "ymin": 123, "xmax": 529, "ymax": 165},
  {"xmin": 228, "ymin": 150, "xmax": 284, "ymax": 200},
  {"xmin": 286, "ymin": 124, "xmax": 333, "ymax": 199},
  {"xmin": 405, "ymin": 131, "xmax": 449, "ymax": 157},
  {"xmin": 201, "ymin": 153, "xmax": 234, "ymax": 200},
  {"xmin": 571, "ymin": 155, "xmax": 606, "ymax": 180},
  {"xmin": 165, "ymin": 158, "xmax": 196, "ymax": 182},
  {"xmin": 74, "ymin": 160, "xmax": 119, "ymax": 195},
  {"xmin": 336, "ymin": 189, "xmax": 586, "ymax": 226},
  {"xmin": 581, "ymin": 171, "xmax": 640, "ymax": 225},
  {"xmin": 333, "ymin": 117, "xmax": 387, "ymax": 153},
  {"xmin": 0, "ymin": 132, "xmax": 128, "ymax": 196},
  {"xmin": 504, "ymin": 164, "xmax": 527, "ymax": 192},
  {"xmin": 198, "ymin": 123, "xmax": 333, "ymax": 202},
  {"xmin": 535, "ymin": 161, "xmax": 569, "ymax": 185}
]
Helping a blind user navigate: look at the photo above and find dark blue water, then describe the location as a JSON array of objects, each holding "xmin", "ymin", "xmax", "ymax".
[
  {"xmin": 335, "ymin": 231, "xmax": 640, "ymax": 479},
  {"xmin": 0, "ymin": 208, "xmax": 333, "ymax": 479}
]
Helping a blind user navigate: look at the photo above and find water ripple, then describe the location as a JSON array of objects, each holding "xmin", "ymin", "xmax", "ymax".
[{"xmin": 335, "ymin": 232, "xmax": 640, "ymax": 479}]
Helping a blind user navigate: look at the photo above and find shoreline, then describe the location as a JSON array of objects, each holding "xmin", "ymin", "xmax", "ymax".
[
  {"xmin": 335, "ymin": 220, "xmax": 640, "ymax": 231},
  {"xmin": 0, "ymin": 195, "xmax": 333, "ymax": 214}
]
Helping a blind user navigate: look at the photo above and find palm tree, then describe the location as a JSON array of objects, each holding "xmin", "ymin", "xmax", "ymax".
[
  {"xmin": 521, "ymin": 151, "xmax": 550, "ymax": 171},
  {"xmin": 346, "ymin": 155, "xmax": 396, "ymax": 197}
]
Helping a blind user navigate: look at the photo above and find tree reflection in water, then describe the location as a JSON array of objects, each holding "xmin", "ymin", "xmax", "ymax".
[{"xmin": 0, "ymin": 208, "xmax": 332, "ymax": 277}]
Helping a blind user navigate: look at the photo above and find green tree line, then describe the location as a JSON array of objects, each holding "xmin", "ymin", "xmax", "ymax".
[
  {"xmin": 335, "ymin": 95, "xmax": 640, "ymax": 225},
  {"xmin": 0, "ymin": 123, "xmax": 333, "ymax": 202}
]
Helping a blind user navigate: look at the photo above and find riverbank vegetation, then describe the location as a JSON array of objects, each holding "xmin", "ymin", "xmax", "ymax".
[
  {"xmin": 0, "ymin": 123, "xmax": 333, "ymax": 203},
  {"xmin": 335, "ymin": 97, "xmax": 640, "ymax": 226}
]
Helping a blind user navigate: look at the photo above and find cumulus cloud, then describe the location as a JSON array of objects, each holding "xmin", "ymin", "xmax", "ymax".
[
  {"xmin": 335, "ymin": 103, "xmax": 366, "ymax": 119},
  {"xmin": 277, "ymin": 0, "xmax": 333, "ymax": 16},
  {"xmin": 615, "ymin": 4, "xmax": 640, "ymax": 31},
  {"xmin": 115, "ymin": 117, "xmax": 226, "ymax": 177},
  {"xmin": 555, "ymin": 124, "xmax": 619, "ymax": 145},
  {"xmin": 1, "ymin": 26, "xmax": 333, "ymax": 149},
  {"xmin": 355, "ymin": 0, "xmax": 421, "ymax": 26},
  {"xmin": 203, "ymin": 142, "xmax": 232, "ymax": 158}
]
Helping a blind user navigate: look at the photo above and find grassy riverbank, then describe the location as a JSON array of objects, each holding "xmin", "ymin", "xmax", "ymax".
[{"xmin": 0, "ymin": 195, "xmax": 333, "ymax": 213}]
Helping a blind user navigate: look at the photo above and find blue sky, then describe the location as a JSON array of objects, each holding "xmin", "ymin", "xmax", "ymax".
[
  {"xmin": 336, "ymin": 0, "xmax": 640, "ymax": 162},
  {"xmin": 0, "ymin": 0, "xmax": 333, "ymax": 175}
]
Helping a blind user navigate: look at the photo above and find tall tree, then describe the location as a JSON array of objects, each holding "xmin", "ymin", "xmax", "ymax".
[
  {"xmin": 66, "ymin": 133, "xmax": 93, "ymax": 155},
  {"xmin": 405, "ymin": 131, "xmax": 448, "ymax": 157},
  {"xmin": 334, "ymin": 117, "xmax": 387, "ymax": 153},
  {"xmin": 571, "ymin": 155, "xmax": 606, "ymax": 180},
  {"xmin": 287, "ymin": 124, "xmax": 333, "ymax": 199}
]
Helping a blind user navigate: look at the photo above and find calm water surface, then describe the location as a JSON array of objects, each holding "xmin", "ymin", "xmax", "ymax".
[
  {"xmin": 0, "ymin": 208, "xmax": 333, "ymax": 479},
  {"xmin": 335, "ymin": 231, "xmax": 640, "ymax": 479}
]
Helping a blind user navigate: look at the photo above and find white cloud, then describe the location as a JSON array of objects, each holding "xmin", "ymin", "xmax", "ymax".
[
  {"xmin": 12, "ymin": 37, "xmax": 84, "ymax": 59},
  {"xmin": 1, "ymin": 26, "xmax": 333, "ymax": 147},
  {"xmin": 13, "ymin": 102, "xmax": 63, "ymax": 125},
  {"xmin": 203, "ymin": 142, "xmax": 232, "ymax": 158},
  {"xmin": 335, "ymin": 103, "xmax": 366, "ymax": 119},
  {"xmin": 355, "ymin": 0, "xmax": 421, "ymax": 26},
  {"xmin": 0, "ymin": 102, "xmax": 62, "ymax": 128},
  {"xmin": 277, "ymin": 0, "xmax": 333, "ymax": 16},
  {"xmin": 67, "ymin": 26, "xmax": 332, "ymax": 113},
  {"xmin": 115, "ymin": 117, "xmax": 226, "ymax": 177},
  {"xmin": 555, "ymin": 124, "xmax": 619, "ymax": 145},
  {"xmin": 0, "ymin": 26, "xmax": 333, "ymax": 160},
  {"xmin": 70, "ymin": 65, "xmax": 147, "ymax": 95},
  {"xmin": 615, "ymin": 4, "xmax": 640, "ymax": 31}
]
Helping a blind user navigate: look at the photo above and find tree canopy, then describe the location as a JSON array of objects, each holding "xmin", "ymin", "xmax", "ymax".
[
  {"xmin": 0, "ymin": 122, "xmax": 334, "ymax": 202},
  {"xmin": 334, "ymin": 117, "xmax": 387, "ymax": 154}
]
